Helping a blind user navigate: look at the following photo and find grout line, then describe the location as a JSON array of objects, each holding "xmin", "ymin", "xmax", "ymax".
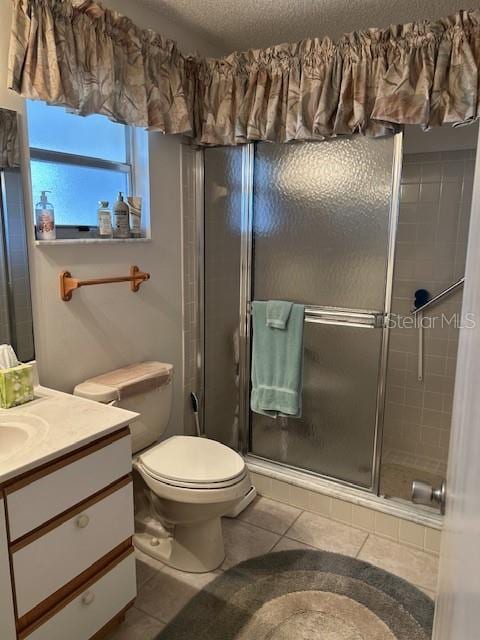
[
  {"xmin": 269, "ymin": 509, "xmax": 305, "ymax": 552},
  {"xmin": 137, "ymin": 574, "xmax": 158, "ymax": 592},
  {"xmin": 132, "ymin": 605, "xmax": 166, "ymax": 626},
  {"xmin": 355, "ymin": 533, "xmax": 370, "ymax": 559},
  {"xmin": 266, "ymin": 536, "xmax": 281, "ymax": 554},
  {"xmin": 279, "ymin": 536, "xmax": 318, "ymax": 551},
  {"xmin": 134, "ymin": 603, "xmax": 169, "ymax": 625},
  {"xmin": 281, "ymin": 508, "xmax": 304, "ymax": 539},
  {"xmin": 233, "ymin": 510, "xmax": 303, "ymax": 538}
]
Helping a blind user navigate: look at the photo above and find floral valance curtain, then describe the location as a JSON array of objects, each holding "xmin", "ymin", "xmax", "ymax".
[
  {"xmin": 196, "ymin": 10, "xmax": 480, "ymax": 145},
  {"xmin": 7, "ymin": 0, "xmax": 480, "ymax": 146},
  {"xmin": 0, "ymin": 109, "xmax": 20, "ymax": 168},
  {"xmin": 8, "ymin": 0, "xmax": 195, "ymax": 135}
]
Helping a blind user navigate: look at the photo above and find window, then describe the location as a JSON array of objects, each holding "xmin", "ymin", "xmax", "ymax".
[{"xmin": 26, "ymin": 101, "xmax": 134, "ymax": 228}]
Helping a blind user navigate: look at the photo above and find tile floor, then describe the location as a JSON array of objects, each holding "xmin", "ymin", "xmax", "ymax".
[{"xmin": 106, "ymin": 496, "xmax": 439, "ymax": 639}]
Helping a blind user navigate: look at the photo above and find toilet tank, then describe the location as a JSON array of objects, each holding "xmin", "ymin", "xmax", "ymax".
[{"xmin": 73, "ymin": 362, "xmax": 173, "ymax": 454}]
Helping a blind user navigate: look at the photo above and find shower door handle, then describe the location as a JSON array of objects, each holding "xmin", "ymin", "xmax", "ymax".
[{"xmin": 412, "ymin": 479, "xmax": 446, "ymax": 514}]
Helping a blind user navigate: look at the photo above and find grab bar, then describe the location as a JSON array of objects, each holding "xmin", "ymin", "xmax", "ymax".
[{"xmin": 411, "ymin": 278, "xmax": 464, "ymax": 315}]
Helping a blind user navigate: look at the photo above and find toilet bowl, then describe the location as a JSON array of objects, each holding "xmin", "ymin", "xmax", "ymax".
[
  {"xmin": 134, "ymin": 435, "xmax": 250, "ymax": 572},
  {"xmin": 74, "ymin": 362, "xmax": 252, "ymax": 573}
]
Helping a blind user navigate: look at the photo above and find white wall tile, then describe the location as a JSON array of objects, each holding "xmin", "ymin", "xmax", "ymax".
[
  {"xmin": 308, "ymin": 492, "xmax": 331, "ymax": 517},
  {"xmin": 351, "ymin": 505, "xmax": 375, "ymax": 532},
  {"xmin": 289, "ymin": 484, "xmax": 310, "ymax": 510},
  {"xmin": 374, "ymin": 512, "xmax": 400, "ymax": 541},
  {"xmin": 250, "ymin": 472, "xmax": 271, "ymax": 496},
  {"xmin": 425, "ymin": 527, "xmax": 442, "ymax": 554},
  {"xmin": 330, "ymin": 498, "xmax": 353, "ymax": 525},
  {"xmin": 382, "ymin": 151, "xmax": 473, "ymax": 476},
  {"xmin": 268, "ymin": 478, "xmax": 291, "ymax": 503},
  {"xmin": 399, "ymin": 519, "xmax": 425, "ymax": 549}
]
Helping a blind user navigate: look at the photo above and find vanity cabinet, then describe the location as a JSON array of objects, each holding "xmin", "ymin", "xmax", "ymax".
[
  {"xmin": 0, "ymin": 426, "xmax": 136, "ymax": 640},
  {"xmin": 0, "ymin": 498, "xmax": 16, "ymax": 639}
]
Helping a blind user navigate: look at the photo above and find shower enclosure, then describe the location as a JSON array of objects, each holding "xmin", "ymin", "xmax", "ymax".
[
  {"xmin": 201, "ymin": 134, "xmax": 402, "ymax": 494},
  {"xmin": 187, "ymin": 125, "xmax": 477, "ymax": 515}
]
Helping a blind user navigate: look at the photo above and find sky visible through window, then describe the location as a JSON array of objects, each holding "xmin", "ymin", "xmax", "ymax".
[
  {"xmin": 27, "ymin": 101, "xmax": 127, "ymax": 161},
  {"xmin": 31, "ymin": 160, "xmax": 128, "ymax": 227},
  {"xmin": 28, "ymin": 101, "xmax": 130, "ymax": 226}
]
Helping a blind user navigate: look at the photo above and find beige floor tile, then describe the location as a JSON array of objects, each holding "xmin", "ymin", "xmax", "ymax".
[
  {"xmin": 222, "ymin": 518, "xmax": 280, "ymax": 569},
  {"xmin": 238, "ymin": 496, "xmax": 301, "ymax": 534},
  {"xmin": 135, "ymin": 548, "xmax": 164, "ymax": 590},
  {"xmin": 272, "ymin": 536, "xmax": 316, "ymax": 552},
  {"xmin": 285, "ymin": 511, "xmax": 368, "ymax": 556},
  {"xmin": 104, "ymin": 606, "xmax": 165, "ymax": 640},
  {"xmin": 358, "ymin": 535, "xmax": 439, "ymax": 592},
  {"xmin": 135, "ymin": 563, "xmax": 221, "ymax": 624}
]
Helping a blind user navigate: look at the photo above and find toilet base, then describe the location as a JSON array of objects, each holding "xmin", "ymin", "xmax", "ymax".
[{"xmin": 134, "ymin": 516, "xmax": 225, "ymax": 573}]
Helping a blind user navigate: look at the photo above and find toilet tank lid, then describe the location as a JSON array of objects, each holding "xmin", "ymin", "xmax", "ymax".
[{"xmin": 74, "ymin": 361, "xmax": 173, "ymax": 403}]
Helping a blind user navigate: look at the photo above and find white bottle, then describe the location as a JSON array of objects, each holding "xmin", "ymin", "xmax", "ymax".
[
  {"xmin": 97, "ymin": 201, "xmax": 112, "ymax": 238},
  {"xmin": 113, "ymin": 192, "xmax": 130, "ymax": 239},
  {"xmin": 127, "ymin": 196, "xmax": 142, "ymax": 238},
  {"xmin": 35, "ymin": 191, "xmax": 56, "ymax": 240}
]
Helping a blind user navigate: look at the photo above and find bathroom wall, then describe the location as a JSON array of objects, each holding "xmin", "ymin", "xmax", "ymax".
[
  {"xmin": 383, "ymin": 147, "xmax": 475, "ymax": 476},
  {"xmin": 0, "ymin": 0, "xmax": 221, "ymax": 436}
]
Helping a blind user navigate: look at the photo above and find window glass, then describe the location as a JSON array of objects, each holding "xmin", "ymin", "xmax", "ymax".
[
  {"xmin": 27, "ymin": 101, "xmax": 127, "ymax": 163},
  {"xmin": 31, "ymin": 160, "xmax": 128, "ymax": 226}
]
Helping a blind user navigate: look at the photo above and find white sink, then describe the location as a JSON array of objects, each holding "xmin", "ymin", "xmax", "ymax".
[
  {"xmin": 0, "ymin": 425, "xmax": 29, "ymax": 456},
  {"xmin": 0, "ymin": 414, "xmax": 48, "ymax": 461}
]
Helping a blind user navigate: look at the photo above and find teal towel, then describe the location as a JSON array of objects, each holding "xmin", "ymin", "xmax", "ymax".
[
  {"xmin": 251, "ymin": 301, "xmax": 305, "ymax": 418},
  {"xmin": 266, "ymin": 300, "xmax": 293, "ymax": 329}
]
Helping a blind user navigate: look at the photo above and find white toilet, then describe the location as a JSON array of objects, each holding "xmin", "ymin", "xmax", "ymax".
[{"xmin": 74, "ymin": 362, "xmax": 252, "ymax": 573}]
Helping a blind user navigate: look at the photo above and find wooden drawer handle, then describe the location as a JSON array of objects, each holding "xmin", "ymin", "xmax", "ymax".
[
  {"xmin": 81, "ymin": 590, "xmax": 95, "ymax": 606},
  {"xmin": 76, "ymin": 514, "xmax": 90, "ymax": 529}
]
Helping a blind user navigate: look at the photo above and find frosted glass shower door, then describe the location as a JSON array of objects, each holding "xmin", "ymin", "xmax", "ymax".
[
  {"xmin": 203, "ymin": 147, "xmax": 243, "ymax": 447},
  {"xmin": 250, "ymin": 137, "xmax": 398, "ymax": 488}
]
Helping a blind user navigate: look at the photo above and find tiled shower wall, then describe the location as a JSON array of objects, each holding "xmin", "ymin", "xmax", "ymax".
[{"xmin": 383, "ymin": 150, "xmax": 475, "ymax": 475}]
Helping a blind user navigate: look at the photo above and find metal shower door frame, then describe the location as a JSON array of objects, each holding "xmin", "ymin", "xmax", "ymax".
[
  {"xmin": 0, "ymin": 172, "xmax": 17, "ymax": 349},
  {"xmin": 197, "ymin": 133, "xmax": 403, "ymax": 494}
]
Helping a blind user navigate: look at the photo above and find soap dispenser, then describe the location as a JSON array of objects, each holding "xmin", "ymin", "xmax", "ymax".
[
  {"xmin": 113, "ymin": 192, "xmax": 130, "ymax": 239},
  {"xmin": 35, "ymin": 190, "xmax": 56, "ymax": 240}
]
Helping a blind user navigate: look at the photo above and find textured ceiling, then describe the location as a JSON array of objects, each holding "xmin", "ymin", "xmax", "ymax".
[{"xmin": 140, "ymin": 0, "xmax": 472, "ymax": 53}]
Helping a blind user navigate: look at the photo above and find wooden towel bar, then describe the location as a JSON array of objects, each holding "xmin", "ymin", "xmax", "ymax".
[{"xmin": 60, "ymin": 265, "xmax": 150, "ymax": 301}]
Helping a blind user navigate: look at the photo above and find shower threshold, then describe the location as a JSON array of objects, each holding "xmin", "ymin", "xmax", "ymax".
[{"xmin": 245, "ymin": 454, "xmax": 442, "ymax": 530}]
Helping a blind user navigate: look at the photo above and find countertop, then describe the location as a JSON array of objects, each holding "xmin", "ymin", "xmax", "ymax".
[{"xmin": 0, "ymin": 385, "xmax": 138, "ymax": 485}]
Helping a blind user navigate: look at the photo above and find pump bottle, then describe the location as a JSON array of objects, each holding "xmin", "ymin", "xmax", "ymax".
[{"xmin": 35, "ymin": 191, "xmax": 56, "ymax": 240}]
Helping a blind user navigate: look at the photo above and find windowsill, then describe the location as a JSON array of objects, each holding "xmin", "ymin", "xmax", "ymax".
[{"xmin": 34, "ymin": 237, "xmax": 152, "ymax": 246}]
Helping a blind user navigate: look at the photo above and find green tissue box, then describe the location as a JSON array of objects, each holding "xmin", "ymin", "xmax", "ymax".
[{"xmin": 0, "ymin": 364, "xmax": 34, "ymax": 409}]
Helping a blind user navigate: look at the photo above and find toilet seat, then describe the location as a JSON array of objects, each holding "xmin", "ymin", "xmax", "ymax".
[
  {"xmin": 139, "ymin": 465, "xmax": 249, "ymax": 490},
  {"xmin": 138, "ymin": 435, "xmax": 247, "ymax": 490}
]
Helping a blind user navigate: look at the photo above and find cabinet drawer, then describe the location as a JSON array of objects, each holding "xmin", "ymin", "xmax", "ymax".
[
  {"xmin": 22, "ymin": 551, "xmax": 136, "ymax": 640},
  {"xmin": 6, "ymin": 429, "xmax": 131, "ymax": 541},
  {"xmin": 13, "ymin": 480, "xmax": 134, "ymax": 617}
]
